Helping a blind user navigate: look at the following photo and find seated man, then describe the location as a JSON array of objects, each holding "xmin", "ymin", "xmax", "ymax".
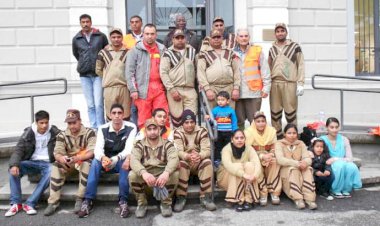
[
  {"xmin": 135, "ymin": 108, "xmax": 172, "ymax": 141},
  {"xmin": 77, "ymin": 103, "xmax": 137, "ymax": 218},
  {"xmin": 44, "ymin": 109, "xmax": 96, "ymax": 216},
  {"xmin": 173, "ymin": 110, "xmax": 216, "ymax": 212},
  {"xmin": 129, "ymin": 118, "xmax": 179, "ymax": 218},
  {"xmin": 5, "ymin": 110, "xmax": 60, "ymax": 217}
]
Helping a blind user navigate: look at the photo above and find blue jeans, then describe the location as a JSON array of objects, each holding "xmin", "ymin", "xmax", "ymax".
[
  {"xmin": 9, "ymin": 160, "xmax": 51, "ymax": 208},
  {"xmin": 80, "ymin": 75, "xmax": 105, "ymax": 129},
  {"xmin": 85, "ymin": 159, "xmax": 129, "ymax": 202},
  {"xmin": 130, "ymin": 102, "xmax": 138, "ymax": 127}
]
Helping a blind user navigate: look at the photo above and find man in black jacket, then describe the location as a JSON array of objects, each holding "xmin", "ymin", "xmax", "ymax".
[
  {"xmin": 72, "ymin": 14, "xmax": 108, "ymax": 129},
  {"xmin": 5, "ymin": 110, "xmax": 60, "ymax": 217}
]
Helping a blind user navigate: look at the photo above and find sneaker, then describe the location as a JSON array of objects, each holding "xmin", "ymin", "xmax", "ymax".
[
  {"xmin": 119, "ymin": 200, "xmax": 130, "ymax": 218},
  {"xmin": 174, "ymin": 196, "xmax": 187, "ymax": 212},
  {"xmin": 294, "ymin": 199, "xmax": 305, "ymax": 209},
  {"xmin": 160, "ymin": 203, "xmax": 173, "ymax": 217},
  {"xmin": 259, "ymin": 197, "xmax": 267, "ymax": 206},
  {"xmin": 235, "ymin": 203, "xmax": 244, "ymax": 212},
  {"xmin": 321, "ymin": 192, "xmax": 334, "ymax": 201},
  {"xmin": 342, "ymin": 192, "xmax": 352, "ymax": 198},
  {"xmin": 135, "ymin": 204, "xmax": 147, "ymax": 218},
  {"xmin": 243, "ymin": 202, "xmax": 253, "ymax": 211},
  {"xmin": 5, "ymin": 204, "xmax": 22, "ymax": 217},
  {"xmin": 305, "ymin": 201, "xmax": 318, "ymax": 210},
  {"xmin": 44, "ymin": 202, "xmax": 60, "ymax": 216},
  {"xmin": 77, "ymin": 199, "xmax": 93, "ymax": 218},
  {"xmin": 22, "ymin": 204, "xmax": 37, "ymax": 215},
  {"xmin": 73, "ymin": 198, "xmax": 83, "ymax": 214},
  {"xmin": 271, "ymin": 194, "xmax": 280, "ymax": 205},
  {"xmin": 200, "ymin": 194, "xmax": 217, "ymax": 211},
  {"xmin": 332, "ymin": 192, "xmax": 344, "ymax": 199}
]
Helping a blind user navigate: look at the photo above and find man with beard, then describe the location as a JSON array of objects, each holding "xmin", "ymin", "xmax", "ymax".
[
  {"xmin": 268, "ymin": 23, "xmax": 305, "ymax": 139},
  {"xmin": 160, "ymin": 29, "xmax": 197, "ymax": 128}
]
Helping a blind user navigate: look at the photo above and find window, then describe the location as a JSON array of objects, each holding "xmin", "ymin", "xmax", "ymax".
[{"xmin": 355, "ymin": 0, "xmax": 379, "ymax": 75}]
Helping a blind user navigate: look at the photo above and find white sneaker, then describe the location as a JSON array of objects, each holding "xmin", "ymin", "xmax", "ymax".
[
  {"xmin": 326, "ymin": 195, "xmax": 334, "ymax": 201},
  {"xmin": 5, "ymin": 204, "xmax": 22, "ymax": 217},
  {"xmin": 23, "ymin": 204, "xmax": 37, "ymax": 215},
  {"xmin": 259, "ymin": 197, "xmax": 267, "ymax": 206}
]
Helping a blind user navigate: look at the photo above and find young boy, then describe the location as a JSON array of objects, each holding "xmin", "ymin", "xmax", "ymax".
[{"xmin": 207, "ymin": 91, "xmax": 238, "ymax": 167}]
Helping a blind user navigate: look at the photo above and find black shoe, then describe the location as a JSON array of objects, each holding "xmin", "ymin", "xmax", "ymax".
[
  {"xmin": 243, "ymin": 202, "xmax": 253, "ymax": 211},
  {"xmin": 235, "ymin": 204, "xmax": 244, "ymax": 212}
]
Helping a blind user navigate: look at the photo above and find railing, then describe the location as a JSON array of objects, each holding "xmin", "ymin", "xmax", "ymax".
[
  {"xmin": 198, "ymin": 89, "xmax": 218, "ymax": 200},
  {"xmin": 0, "ymin": 78, "xmax": 68, "ymax": 123},
  {"xmin": 311, "ymin": 74, "xmax": 380, "ymax": 130}
]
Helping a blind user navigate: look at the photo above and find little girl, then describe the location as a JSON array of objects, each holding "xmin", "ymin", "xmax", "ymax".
[{"xmin": 311, "ymin": 139, "xmax": 334, "ymax": 200}]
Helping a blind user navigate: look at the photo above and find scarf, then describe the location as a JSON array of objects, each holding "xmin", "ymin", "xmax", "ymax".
[
  {"xmin": 249, "ymin": 124, "xmax": 276, "ymax": 146},
  {"xmin": 231, "ymin": 142, "xmax": 245, "ymax": 159}
]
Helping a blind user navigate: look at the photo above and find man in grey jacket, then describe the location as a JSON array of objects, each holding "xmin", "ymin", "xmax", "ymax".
[
  {"xmin": 72, "ymin": 14, "xmax": 108, "ymax": 129},
  {"xmin": 5, "ymin": 110, "xmax": 60, "ymax": 217},
  {"xmin": 125, "ymin": 24, "xmax": 168, "ymax": 129}
]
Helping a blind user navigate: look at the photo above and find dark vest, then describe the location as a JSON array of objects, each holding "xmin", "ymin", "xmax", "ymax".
[{"xmin": 102, "ymin": 125, "xmax": 134, "ymax": 157}]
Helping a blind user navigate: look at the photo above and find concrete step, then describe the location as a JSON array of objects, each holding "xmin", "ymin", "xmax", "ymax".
[{"xmin": 0, "ymin": 160, "xmax": 378, "ymax": 203}]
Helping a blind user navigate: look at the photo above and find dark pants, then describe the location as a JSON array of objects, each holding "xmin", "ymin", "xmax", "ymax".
[
  {"xmin": 214, "ymin": 131, "xmax": 232, "ymax": 162},
  {"xmin": 314, "ymin": 175, "xmax": 334, "ymax": 195}
]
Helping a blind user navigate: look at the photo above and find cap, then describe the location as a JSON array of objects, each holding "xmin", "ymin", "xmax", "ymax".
[
  {"xmin": 213, "ymin": 16, "xmax": 224, "ymax": 24},
  {"xmin": 172, "ymin": 29, "xmax": 185, "ymax": 38},
  {"xmin": 145, "ymin": 118, "xmax": 158, "ymax": 128},
  {"xmin": 274, "ymin": 23, "xmax": 287, "ymax": 31},
  {"xmin": 181, "ymin": 109, "xmax": 196, "ymax": 124},
  {"xmin": 253, "ymin": 111, "xmax": 266, "ymax": 120},
  {"xmin": 210, "ymin": 29, "xmax": 222, "ymax": 38},
  {"xmin": 109, "ymin": 27, "xmax": 123, "ymax": 36},
  {"xmin": 65, "ymin": 109, "xmax": 81, "ymax": 123}
]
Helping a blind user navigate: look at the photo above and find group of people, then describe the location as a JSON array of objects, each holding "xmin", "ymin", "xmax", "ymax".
[{"xmin": 4, "ymin": 12, "xmax": 362, "ymax": 219}]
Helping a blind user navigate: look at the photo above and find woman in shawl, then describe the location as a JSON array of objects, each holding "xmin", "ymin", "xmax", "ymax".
[
  {"xmin": 275, "ymin": 123, "xmax": 317, "ymax": 210},
  {"xmin": 320, "ymin": 117, "xmax": 362, "ymax": 198},
  {"xmin": 244, "ymin": 111, "xmax": 280, "ymax": 206},
  {"xmin": 216, "ymin": 130, "xmax": 262, "ymax": 212}
]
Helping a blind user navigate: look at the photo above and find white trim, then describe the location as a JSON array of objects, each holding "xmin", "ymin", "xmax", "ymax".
[
  {"xmin": 234, "ymin": 0, "xmax": 247, "ymax": 29},
  {"xmin": 347, "ymin": 0, "xmax": 355, "ymax": 76}
]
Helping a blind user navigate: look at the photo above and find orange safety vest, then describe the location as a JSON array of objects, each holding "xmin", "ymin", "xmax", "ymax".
[
  {"xmin": 244, "ymin": 45, "xmax": 263, "ymax": 91},
  {"xmin": 123, "ymin": 34, "xmax": 137, "ymax": 49}
]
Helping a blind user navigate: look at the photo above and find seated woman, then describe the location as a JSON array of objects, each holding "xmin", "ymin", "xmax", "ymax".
[
  {"xmin": 320, "ymin": 117, "xmax": 362, "ymax": 198},
  {"xmin": 217, "ymin": 130, "xmax": 262, "ymax": 212},
  {"xmin": 275, "ymin": 124, "xmax": 317, "ymax": 210},
  {"xmin": 245, "ymin": 111, "xmax": 280, "ymax": 206}
]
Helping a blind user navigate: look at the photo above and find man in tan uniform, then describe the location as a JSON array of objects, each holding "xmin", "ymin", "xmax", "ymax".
[
  {"xmin": 173, "ymin": 110, "xmax": 216, "ymax": 212},
  {"xmin": 268, "ymin": 23, "xmax": 305, "ymax": 138},
  {"xmin": 197, "ymin": 29, "xmax": 241, "ymax": 109},
  {"xmin": 44, "ymin": 109, "xmax": 96, "ymax": 216},
  {"xmin": 160, "ymin": 29, "xmax": 198, "ymax": 128},
  {"xmin": 96, "ymin": 28, "xmax": 131, "ymax": 121},
  {"xmin": 200, "ymin": 17, "xmax": 236, "ymax": 51},
  {"xmin": 129, "ymin": 118, "xmax": 179, "ymax": 218}
]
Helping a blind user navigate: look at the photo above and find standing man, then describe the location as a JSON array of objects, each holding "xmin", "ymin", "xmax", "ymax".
[
  {"xmin": 124, "ymin": 15, "xmax": 143, "ymax": 126},
  {"xmin": 72, "ymin": 14, "xmax": 108, "ymax": 129},
  {"xmin": 163, "ymin": 14, "xmax": 198, "ymax": 50},
  {"xmin": 123, "ymin": 15, "xmax": 143, "ymax": 50},
  {"xmin": 197, "ymin": 29, "xmax": 241, "ymax": 109},
  {"xmin": 200, "ymin": 17, "xmax": 236, "ymax": 51},
  {"xmin": 173, "ymin": 110, "xmax": 216, "ymax": 212},
  {"xmin": 125, "ymin": 24, "xmax": 168, "ymax": 129},
  {"xmin": 160, "ymin": 29, "xmax": 198, "ymax": 128},
  {"xmin": 44, "ymin": 109, "xmax": 96, "ymax": 216},
  {"xmin": 234, "ymin": 28, "xmax": 271, "ymax": 129},
  {"xmin": 129, "ymin": 118, "xmax": 179, "ymax": 218},
  {"xmin": 96, "ymin": 28, "xmax": 131, "ymax": 121},
  {"xmin": 77, "ymin": 104, "xmax": 136, "ymax": 218},
  {"xmin": 268, "ymin": 23, "xmax": 305, "ymax": 138},
  {"xmin": 5, "ymin": 111, "xmax": 60, "ymax": 217}
]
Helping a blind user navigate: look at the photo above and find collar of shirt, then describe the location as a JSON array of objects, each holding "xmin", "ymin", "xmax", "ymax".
[{"xmin": 132, "ymin": 32, "xmax": 143, "ymax": 40}]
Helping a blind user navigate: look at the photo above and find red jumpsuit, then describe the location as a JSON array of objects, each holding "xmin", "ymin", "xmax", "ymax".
[{"xmin": 135, "ymin": 42, "xmax": 169, "ymax": 128}]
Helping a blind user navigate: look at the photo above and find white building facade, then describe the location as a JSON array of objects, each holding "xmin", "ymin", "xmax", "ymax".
[{"xmin": 0, "ymin": 0, "xmax": 378, "ymax": 136}]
